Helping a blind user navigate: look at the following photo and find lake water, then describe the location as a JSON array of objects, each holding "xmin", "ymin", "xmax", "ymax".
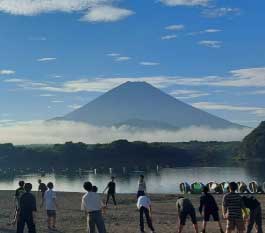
[{"xmin": 0, "ymin": 166, "xmax": 264, "ymax": 194}]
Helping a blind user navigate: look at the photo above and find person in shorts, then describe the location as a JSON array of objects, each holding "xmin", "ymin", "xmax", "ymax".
[
  {"xmin": 222, "ymin": 182, "xmax": 248, "ymax": 233},
  {"xmin": 41, "ymin": 182, "xmax": 57, "ymax": 230},
  {"xmin": 176, "ymin": 196, "xmax": 198, "ymax": 233},
  {"xmin": 199, "ymin": 186, "xmax": 224, "ymax": 233}
]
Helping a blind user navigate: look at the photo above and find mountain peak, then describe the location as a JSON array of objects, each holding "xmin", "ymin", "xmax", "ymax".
[{"xmin": 55, "ymin": 81, "xmax": 242, "ymax": 129}]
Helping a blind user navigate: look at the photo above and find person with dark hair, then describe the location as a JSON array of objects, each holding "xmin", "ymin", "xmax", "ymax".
[
  {"xmin": 17, "ymin": 183, "xmax": 37, "ymax": 233},
  {"xmin": 199, "ymin": 186, "xmax": 224, "ymax": 233},
  {"xmin": 103, "ymin": 176, "xmax": 117, "ymax": 207},
  {"xmin": 176, "ymin": 196, "xmax": 199, "ymax": 233},
  {"xmin": 38, "ymin": 179, "xmax": 47, "ymax": 200},
  {"xmin": 242, "ymin": 196, "xmax": 263, "ymax": 233},
  {"xmin": 41, "ymin": 182, "xmax": 57, "ymax": 230},
  {"xmin": 12, "ymin": 181, "xmax": 25, "ymax": 224},
  {"xmin": 137, "ymin": 175, "xmax": 146, "ymax": 198},
  {"xmin": 81, "ymin": 182, "xmax": 107, "ymax": 233},
  {"xmin": 222, "ymin": 182, "xmax": 247, "ymax": 233},
  {"xmin": 92, "ymin": 186, "xmax": 98, "ymax": 193},
  {"xmin": 137, "ymin": 193, "xmax": 155, "ymax": 233}
]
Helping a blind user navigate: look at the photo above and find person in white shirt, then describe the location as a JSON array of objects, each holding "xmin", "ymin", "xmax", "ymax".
[
  {"xmin": 41, "ymin": 182, "xmax": 57, "ymax": 230},
  {"xmin": 137, "ymin": 194, "xmax": 155, "ymax": 233},
  {"xmin": 81, "ymin": 182, "xmax": 106, "ymax": 233}
]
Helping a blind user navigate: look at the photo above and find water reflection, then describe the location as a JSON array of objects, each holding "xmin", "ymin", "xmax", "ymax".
[{"xmin": 0, "ymin": 166, "xmax": 265, "ymax": 194}]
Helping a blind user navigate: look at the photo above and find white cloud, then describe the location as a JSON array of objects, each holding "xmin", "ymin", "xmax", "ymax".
[
  {"xmin": 198, "ymin": 40, "xmax": 222, "ymax": 48},
  {"xmin": 29, "ymin": 36, "xmax": 47, "ymax": 41},
  {"xmin": 202, "ymin": 7, "xmax": 241, "ymax": 18},
  {"xmin": 6, "ymin": 67, "xmax": 265, "ymax": 93},
  {"xmin": 0, "ymin": 120, "xmax": 251, "ymax": 145},
  {"xmin": 161, "ymin": 34, "xmax": 177, "ymax": 40},
  {"xmin": 115, "ymin": 56, "xmax": 131, "ymax": 62},
  {"xmin": 0, "ymin": 69, "xmax": 15, "ymax": 75},
  {"xmin": 81, "ymin": 5, "xmax": 134, "ymax": 22},
  {"xmin": 40, "ymin": 94, "xmax": 55, "ymax": 97},
  {"xmin": 160, "ymin": 0, "xmax": 210, "ymax": 7},
  {"xmin": 192, "ymin": 102, "xmax": 265, "ymax": 117},
  {"xmin": 37, "ymin": 57, "xmax": 57, "ymax": 62},
  {"xmin": 51, "ymin": 100, "xmax": 64, "ymax": 103},
  {"xmin": 165, "ymin": 24, "xmax": 184, "ymax": 31},
  {"xmin": 68, "ymin": 104, "xmax": 82, "ymax": 109},
  {"xmin": 107, "ymin": 53, "xmax": 120, "ymax": 57},
  {"xmin": 188, "ymin": 28, "xmax": 221, "ymax": 36},
  {"xmin": 4, "ymin": 78, "xmax": 24, "ymax": 83},
  {"xmin": 0, "ymin": 1, "xmax": 134, "ymax": 23},
  {"xmin": 171, "ymin": 90, "xmax": 209, "ymax": 99},
  {"xmin": 140, "ymin": 62, "xmax": 160, "ymax": 66}
]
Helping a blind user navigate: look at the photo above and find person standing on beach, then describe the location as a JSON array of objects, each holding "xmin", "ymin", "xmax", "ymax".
[
  {"xmin": 199, "ymin": 186, "xmax": 224, "ymax": 233},
  {"xmin": 81, "ymin": 181, "xmax": 107, "ymax": 233},
  {"xmin": 38, "ymin": 179, "xmax": 47, "ymax": 200},
  {"xmin": 242, "ymin": 196, "xmax": 263, "ymax": 233},
  {"xmin": 137, "ymin": 175, "xmax": 146, "ymax": 198},
  {"xmin": 137, "ymin": 193, "xmax": 155, "ymax": 233},
  {"xmin": 17, "ymin": 183, "xmax": 37, "ymax": 233},
  {"xmin": 12, "ymin": 181, "xmax": 25, "ymax": 224},
  {"xmin": 222, "ymin": 182, "xmax": 247, "ymax": 233},
  {"xmin": 176, "ymin": 196, "xmax": 199, "ymax": 233},
  {"xmin": 103, "ymin": 176, "xmax": 117, "ymax": 207},
  {"xmin": 41, "ymin": 182, "xmax": 58, "ymax": 230}
]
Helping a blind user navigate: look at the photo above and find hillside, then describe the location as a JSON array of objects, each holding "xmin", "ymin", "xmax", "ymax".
[
  {"xmin": 0, "ymin": 140, "xmax": 240, "ymax": 169},
  {"xmin": 53, "ymin": 81, "xmax": 242, "ymax": 129},
  {"xmin": 238, "ymin": 121, "xmax": 265, "ymax": 160}
]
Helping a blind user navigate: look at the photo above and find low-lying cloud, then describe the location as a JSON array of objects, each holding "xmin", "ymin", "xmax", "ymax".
[{"xmin": 0, "ymin": 121, "xmax": 251, "ymax": 145}]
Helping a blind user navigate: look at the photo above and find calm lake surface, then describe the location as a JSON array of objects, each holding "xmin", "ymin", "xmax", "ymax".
[{"xmin": 0, "ymin": 166, "xmax": 263, "ymax": 194}]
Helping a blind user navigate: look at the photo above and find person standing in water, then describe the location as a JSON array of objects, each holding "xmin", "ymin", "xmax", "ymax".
[
  {"xmin": 137, "ymin": 175, "xmax": 146, "ymax": 198},
  {"xmin": 103, "ymin": 176, "xmax": 117, "ymax": 207}
]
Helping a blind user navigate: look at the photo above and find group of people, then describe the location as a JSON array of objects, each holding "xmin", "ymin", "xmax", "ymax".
[
  {"xmin": 13, "ymin": 179, "xmax": 57, "ymax": 233},
  {"xmin": 11, "ymin": 175, "xmax": 264, "ymax": 233}
]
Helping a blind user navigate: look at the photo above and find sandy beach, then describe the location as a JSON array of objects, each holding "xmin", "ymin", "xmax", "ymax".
[{"xmin": 0, "ymin": 191, "xmax": 264, "ymax": 233}]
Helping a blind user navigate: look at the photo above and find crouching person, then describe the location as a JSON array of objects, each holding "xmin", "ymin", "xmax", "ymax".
[
  {"xmin": 137, "ymin": 193, "xmax": 155, "ymax": 233},
  {"xmin": 81, "ymin": 182, "xmax": 107, "ymax": 233},
  {"xmin": 242, "ymin": 196, "xmax": 263, "ymax": 233},
  {"xmin": 176, "ymin": 196, "xmax": 199, "ymax": 233},
  {"xmin": 17, "ymin": 183, "xmax": 37, "ymax": 233}
]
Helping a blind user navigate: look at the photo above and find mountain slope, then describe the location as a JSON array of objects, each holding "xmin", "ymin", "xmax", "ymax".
[
  {"xmin": 238, "ymin": 121, "xmax": 265, "ymax": 159},
  {"xmin": 54, "ymin": 81, "xmax": 242, "ymax": 129}
]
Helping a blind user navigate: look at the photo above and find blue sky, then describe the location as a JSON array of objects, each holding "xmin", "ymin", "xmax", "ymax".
[{"xmin": 0, "ymin": 0, "xmax": 265, "ymax": 127}]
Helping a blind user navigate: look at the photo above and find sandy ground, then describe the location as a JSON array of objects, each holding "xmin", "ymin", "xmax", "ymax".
[{"xmin": 0, "ymin": 191, "xmax": 264, "ymax": 233}]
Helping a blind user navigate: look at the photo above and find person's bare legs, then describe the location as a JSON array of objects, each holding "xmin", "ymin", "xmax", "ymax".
[
  {"xmin": 218, "ymin": 221, "xmax": 224, "ymax": 232},
  {"xmin": 193, "ymin": 224, "xmax": 199, "ymax": 233},
  {"xmin": 201, "ymin": 221, "xmax": 207, "ymax": 232},
  {"xmin": 48, "ymin": 217, "xmax": 52, "ymax": 229},
  {"xmin": 178, "ymin": 224, "xmax": 184, "ymax": 233},
  {"xmin": 52, "ymin": 216, "xmax": 56, "ymax": 229}
]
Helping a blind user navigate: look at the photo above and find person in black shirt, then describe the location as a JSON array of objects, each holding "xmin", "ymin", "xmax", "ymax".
[
  {"xmin": 11, "ymin": 181, "xmax": 25, "ymax": 225},
  {"xmin": 199, "ymin": 186, "xmax": 224, "ymax": 233},
  {"xmin": 242, "ymin": 196, "xmax": 263, "ymax": 233},
  {"xmin": 103, "ymin": 176, "xmax": 117, "ymax": 206},
  {"xmin": 17, "ymin": 183, "xmax": 37, "ymax": 233},
  {"xmin": 38, "ymin": 179, "xmax": 47, "ymax": 200}
]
